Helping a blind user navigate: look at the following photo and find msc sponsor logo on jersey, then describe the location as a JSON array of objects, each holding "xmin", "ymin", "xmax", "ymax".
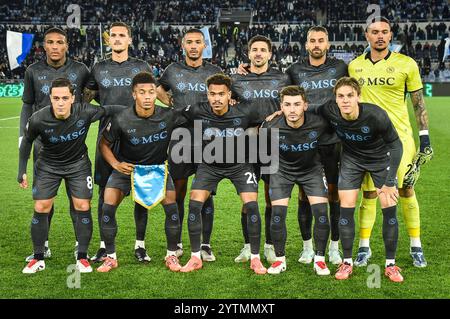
[
  {"xmin": 279, "ymin": 141, "xmax": 317, "ymax": 152},
  {"xmin": 176, "ymin": 82, "xmax": 207, "ymax": 92},
  {"xmin": 242, "ymin": 89, "xmax": 279, "ymax": 100},
  {"xmin": 101, "ymin": 77, "xmax": 133, "ymax": 88},
  {"xmin": 336, "ymin": 129, "xmax": 372, "ymax": 142},
  {"xmin": 358, "ymin": 77, "xmax": 395, "ymax": 86},
  {"xmin": 48, "ymin": 127, "xmax": 87, "ymax": 143},
  {"xmin": 204, "ymin": 127, "xmax": 245, "ymax": 138},
  {"xmin": 300, "ymin": 79, "xmax": 337, "ymax": 90},
  {"xmin": 129, "ymin": 131, "xmax": 168, "ymax": 145}
]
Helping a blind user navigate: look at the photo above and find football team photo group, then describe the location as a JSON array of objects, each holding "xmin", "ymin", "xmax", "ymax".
[{"xmin": 2, "ymin": 0, "xmax": 449, "ymax": 301}]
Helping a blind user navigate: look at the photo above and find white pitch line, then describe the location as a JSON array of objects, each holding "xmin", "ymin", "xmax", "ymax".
[{"xmin": 0, "ymin": 116, "xmax": 19, "ymax": 121}]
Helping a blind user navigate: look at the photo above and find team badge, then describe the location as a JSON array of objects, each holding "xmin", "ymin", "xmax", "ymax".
[{"xmin": 361, "ymin": 126, "xmax": 370, "ymax": 133}]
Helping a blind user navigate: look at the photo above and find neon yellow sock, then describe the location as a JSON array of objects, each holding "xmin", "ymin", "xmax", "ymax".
[
  {"xmin": 400, "ymin": 195, "xmax": 421, "ymax": 238},
  {"xmin": 358, "ymin": 197, "xmax": 377, "ymax": 240}
]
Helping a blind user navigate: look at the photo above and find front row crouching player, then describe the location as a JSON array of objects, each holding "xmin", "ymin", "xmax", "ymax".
[
  {"xmin": 18, "ymin": 78, "xmax": 126, "ymax": 274},
  {"xmin": 320, "ymin": 77, "xmax": 404, "ymax": 282},
  {"xmin": 179, "ymin": 74, "xmax": 267, "ymax": 274},
  {"xmin": 262, "ymin": 86, "xmax": 332, "ymax": 276},
  {"xmin": 97, "ymin": 72, "xmax": 183, "ymax": 273}
]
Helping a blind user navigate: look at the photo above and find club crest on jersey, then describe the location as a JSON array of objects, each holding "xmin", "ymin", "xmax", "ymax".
[
  {"xmin": 361, "ymin": 126, "xmax": 370, "ymax": 133},
  {"xmin": 132, "ymin": 67, "xmax": 140, "ymax": 74},
  {"xmin": 68, "ymin": 73, "xmax": 77, "ymax": 81},
  {"xmin": 41, "ymin": 84, "xmax": 50, "ymax": 95},
  {"xmin": 271, "ymin": 79, "xmax": 279, "ymax": 87},
  {"xmin": 386, "ymin": 67, "xmax": 395, "ymax": 74},
  {"xmin": 328, "ymin": 68, "xmax": 336, "ymax": 75},
  {"xmin": 233, "ymin": 118, "xmax": 242, "ymax": 126},
  {"xmin": 308, "ymin": 131, "xmax": 318, "ymax": 139},
  {"xmin": 159, "ymin": 121, "xmax": 167, "ymax": 129},
  {"xmin": 76, "ymin": 120, "xmax": 85, "ymax": 128}
]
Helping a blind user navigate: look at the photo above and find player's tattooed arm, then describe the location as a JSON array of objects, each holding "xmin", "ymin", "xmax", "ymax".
[
  {"xmin": 410, "ymin": 89, "xmax": 429, "ymax": 131},
  {"xmin": 157, "ymin": 85, "xmax": 173, "ymax": 107},
  {"xmin": 83, "ymin": 87, "xmax": 98, "ymax": 103}
]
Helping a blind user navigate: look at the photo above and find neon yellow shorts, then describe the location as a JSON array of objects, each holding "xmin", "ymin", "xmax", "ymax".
[{"xmin": 361, "ymin": 133, "xmax": 416, "ymax": 191}]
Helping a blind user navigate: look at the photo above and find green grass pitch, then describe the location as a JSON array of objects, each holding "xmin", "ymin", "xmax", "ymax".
[{"xmin": 0, "ymin": 97, "xmax": 449, "ymax": 299}]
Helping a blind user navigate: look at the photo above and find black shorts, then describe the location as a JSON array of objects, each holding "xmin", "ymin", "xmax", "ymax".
[
  {"xmin": 269, "ymin": 166, "xmax": 328, "ymax": 201},
  {"xmin": 32, "ymin": 155, "xmax": 93, "ymax": 200},
  {"xmin": 318, "ymin": 143, "xmax": 340, "ymax": 185},
  {"xmin": 168, "ymin": 130, "xmax": 198, "ymax": 180},
  {"xmin": 105, "ymin": 169, "xmax": 175, "ymax": 196},
  {"xmin": 191, "ymin": 163, "xmax": 259, "ymax": 194},
  {"xmin": 94, "ymin": 136, "xmax": 120, "ymax": 187},
  {"xmin": 338, "ymin": 153, "xmax": 393, "ymax": 190},
  {"xmin": 253, "ymin": 163, "xmax": 270, "ymax": 184}
]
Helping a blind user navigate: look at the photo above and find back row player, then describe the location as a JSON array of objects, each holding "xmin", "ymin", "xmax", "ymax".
[
  {"xmin": 83, "ymin": 22, "xmax": 152, "ymax": 263},
  {"xmin": 156, "ymin": 29, "xmax": 222, "ymax": 261},
  {"xmin": 19, "ymin": 27, "xmax": 90, "ymax": 261}
]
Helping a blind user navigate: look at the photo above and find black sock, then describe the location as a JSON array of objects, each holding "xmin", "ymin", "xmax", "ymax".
[
  {"xmin": 241, "ymin": 208, "xmax": 249, "ymax": 244},
  {"xmin": 101, "ymin": 203, "xmax": 118, "ymax": 255},
  {"xmin": 201, "ymin": 196, "xmax": 214, "ymax": 245},
  {"xmin": 270, "ymin": 205, "xmax": 288, "ymax": 257},
  {"xmin": 31, "ymin": 211, "xmax": 49, "ymax": 260},
  {"xmin": 97, "ymin": 187, "xmax": 106, "ymax": 243},
  {"xmin": 329, "ymin": 201, "xmax": 340, "ymax": 241},
  {"xmin": 46, "ymin": 205, "xmax": 54, "ymax": 242},
  {"xmin": 311, "ymin": 203, "xmax": 330, "ymax": 257},
  {"xmin": 339, "ymin": 207, "xmax": 356, "ymax": 259},
  {"xmin": 264, "ymin": 205, "xmax": 272, "ymax": 245},
  {"xmin": 75, "ymin": 209, "xmax": 93, "ymax": 260},
  {"xmin": 69, "ymin": 200, "xmax": 78, "ymax": 242},
  {"xmin": 298, "ymin": 199, "xmax": 312, "ymax": 241},
  {"xmin": 382, "ymin": 206, "xmax": 399, "ymax": 260},
  {"xmin": 134, "ymin": 203, "xmax": 148, "ymax": 242},
  {"xmin": 176, "ymin": 198, "xmax": 185, "ymax": 244},
  {"xmin": 187, "ymin": 200, "xmax": 203, "ymax": 253},
  {"xmin": 163, "ymin": 203, "xmax": 180, "ymax": 252},
  {"xmin": 245, "ymin": 201, "xmax": 261, "ymax": 255}
]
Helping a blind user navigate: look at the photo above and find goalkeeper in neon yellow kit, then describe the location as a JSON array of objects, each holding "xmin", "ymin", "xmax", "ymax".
[{"xmin": 348, "ymin": 17, "xmax": 433, "ymax": 268}]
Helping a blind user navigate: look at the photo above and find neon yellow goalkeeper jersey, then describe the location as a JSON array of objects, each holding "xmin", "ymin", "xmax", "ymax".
[{"xmin": 348, "ymin": 51, "xmax": 423, "ymax": 137}]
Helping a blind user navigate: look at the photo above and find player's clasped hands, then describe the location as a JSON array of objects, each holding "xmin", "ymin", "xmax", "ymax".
[
  {"xmin": 377, "ymin": 185, "xmax": 399, "ymax": 206},
  {"xmin": 113, "ymin": 162, "xmax": 135, "ymax": 175},
  {"xmin": 19, "ymin": 174, "xmax": 28, "ymax": 189}
]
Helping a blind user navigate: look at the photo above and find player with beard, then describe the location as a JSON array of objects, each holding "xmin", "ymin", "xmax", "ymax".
[
  {"xmin": 84, "ymin": 22, "xmax": 152, "ymax": 263},
  {"xmin": 231, "ymin": 35, "xmax": 291, "ymax": 265},
  {"xmin": 19, "ymin": 27, "xmax": 90, "ymax": 262},
  {"xmin": 157, "ymin": 29, "xmax": 222, "ymax": 262}
]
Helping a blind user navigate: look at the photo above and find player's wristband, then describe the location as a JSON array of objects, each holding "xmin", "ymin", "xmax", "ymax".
[{"xmin": 419, "ymin": 130, "xmax": 431, "ymax": 153}]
